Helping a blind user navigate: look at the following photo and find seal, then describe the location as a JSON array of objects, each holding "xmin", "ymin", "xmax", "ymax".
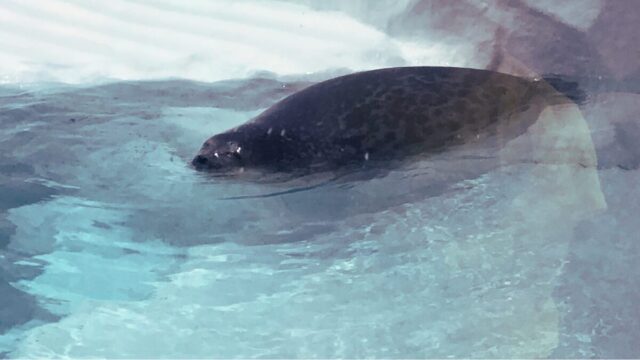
[{"xmin": 192, "ymin": 66, "xmax": 578, "ymax": 182}]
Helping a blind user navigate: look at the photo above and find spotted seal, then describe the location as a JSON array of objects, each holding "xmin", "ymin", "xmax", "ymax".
[{"xmin": 192, "ymin": 66, "xmax": 580, "ymax": 182}]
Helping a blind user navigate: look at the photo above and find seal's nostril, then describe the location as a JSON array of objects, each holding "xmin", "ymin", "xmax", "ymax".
[{"xmin": 193, "ymin": 155, "xmax": 208, "ymax": 166}]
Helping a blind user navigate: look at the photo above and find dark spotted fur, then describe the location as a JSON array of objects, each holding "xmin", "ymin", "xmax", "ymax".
[{"xmin": 192, "ymin": 66, "xmax": 572, "ymax": 181}]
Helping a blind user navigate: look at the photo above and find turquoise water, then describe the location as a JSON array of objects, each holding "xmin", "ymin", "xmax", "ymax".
[
  {"xmin": 1, "ymin": 1, "xmax": 640, "ymax": 356},
  {"xmin": 1, "ymin": 78, "xmax": 639, "ymax": 358}
]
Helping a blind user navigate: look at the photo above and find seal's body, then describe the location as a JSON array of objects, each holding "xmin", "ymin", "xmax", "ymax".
[{"xmin": 192, "ymin": 67, "xmax": 571, "ymax": 181}]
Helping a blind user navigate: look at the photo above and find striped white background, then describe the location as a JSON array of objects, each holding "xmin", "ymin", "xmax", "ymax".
[{"xmin": 0, "ymin": 0, "xmax": 459, "ymax": 84}]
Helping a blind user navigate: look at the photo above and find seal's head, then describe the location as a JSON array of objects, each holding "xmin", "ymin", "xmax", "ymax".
[
  {"xmin": 192, "ymin": 132, "xmax": 250, "ymax": 174},
  {"xmin": 191, "ymin": 124, "xmax": 291, "ymax": 180},
  {"xmin": 192, "ymin": 123, "xmax": 320, "ymax": 183}
]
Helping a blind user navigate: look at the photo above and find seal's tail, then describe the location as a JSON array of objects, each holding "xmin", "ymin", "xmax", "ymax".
[
  {"xmin": 541, "ymin": 74, "xmax": 588, "ymax": 105},
  {"xmin": 541, "ymin": 73, "xmax": 640, "ymax": 105}
]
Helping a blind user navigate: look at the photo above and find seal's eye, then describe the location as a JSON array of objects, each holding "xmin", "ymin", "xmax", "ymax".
[
  {"xmin": 228, "ymin": 142, "xmax": 242, "ymax": 154},
  {"xmin": 222, "ymin": 151, "xmax": 242, "ymax": 160}
]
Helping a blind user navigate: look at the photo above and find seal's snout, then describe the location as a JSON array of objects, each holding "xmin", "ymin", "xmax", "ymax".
[
  {"xmin": 192, "ymin": 154, "xmax": 227, "ymax": 170},
  {"xmin": 192, "ymin": 155, "xmax": 210, "ymax": 169},
  {"xmin": 193, "ymin": 155, "xmax": 208, "ymax": 165}
]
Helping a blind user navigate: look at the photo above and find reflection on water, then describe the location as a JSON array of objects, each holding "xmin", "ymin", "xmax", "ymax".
[{"xmin": 1, "ymin": 0, "xmax": 639, "ymax": 358}]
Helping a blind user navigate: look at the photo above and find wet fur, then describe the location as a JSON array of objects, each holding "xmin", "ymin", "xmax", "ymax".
[{"xmin": 193, "ymin": 66, "xmax": 572, "ymax": 181}]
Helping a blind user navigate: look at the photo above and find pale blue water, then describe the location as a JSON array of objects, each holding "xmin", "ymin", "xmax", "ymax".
[
  {"xmin": 2, "ymin": 0, "xmax": 640, "ymax": 358},
  {"xmin": 1, "ymin": 75, "xmax": 639, "ymax": 358}
]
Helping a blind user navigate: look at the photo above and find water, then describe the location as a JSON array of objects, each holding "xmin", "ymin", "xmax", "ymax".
[{"xmin": 1, "ymin": 0, "xmax": 640, "ymax": 358}]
